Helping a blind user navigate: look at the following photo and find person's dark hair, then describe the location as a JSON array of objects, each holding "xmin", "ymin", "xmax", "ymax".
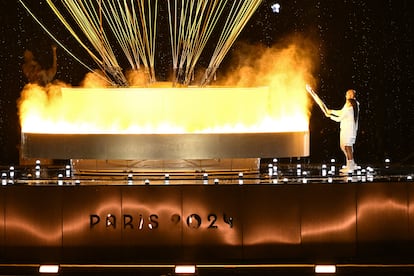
[{"xmin": 349, "ymin": 98, "xmax": 359, "ymax": 123}]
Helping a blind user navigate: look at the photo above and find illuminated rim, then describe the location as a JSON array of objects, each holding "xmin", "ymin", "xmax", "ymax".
[{"xmin": 21, "ymin": 131, "xmax": 309, "ymax": 160}]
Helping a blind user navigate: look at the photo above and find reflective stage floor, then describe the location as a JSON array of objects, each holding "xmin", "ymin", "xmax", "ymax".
[
  {"xmin": 1, "ymin": 159, "xmax": 413, "ymax": 186},
  {"xmin": 1, "ymin": 160, "xmax": 414, "ymax": 276}
]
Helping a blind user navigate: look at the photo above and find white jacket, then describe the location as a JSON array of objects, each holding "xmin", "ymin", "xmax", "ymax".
[{"xmin": 330, "ymin": 102, "xmax": 359, "ymax": 141}]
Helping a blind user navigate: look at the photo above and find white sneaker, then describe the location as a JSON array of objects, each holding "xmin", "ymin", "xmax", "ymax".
[
  {"xmin": 350, "ymin": 160, "xmax": 357, "ymax": 171},
  {"xmin": 353, "ymin": 163, "xmax": 358, "ymax": 171}
]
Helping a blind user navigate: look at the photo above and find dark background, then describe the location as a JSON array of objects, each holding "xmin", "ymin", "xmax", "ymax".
[{"xmin": 1, "ymin": 0, "xmax": 413, "ymax": 166}]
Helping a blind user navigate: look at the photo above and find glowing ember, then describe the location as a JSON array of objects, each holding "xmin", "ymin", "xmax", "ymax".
[{"xmin": 19, "ymin": 85, "xmax": 309, "ymax": 134}]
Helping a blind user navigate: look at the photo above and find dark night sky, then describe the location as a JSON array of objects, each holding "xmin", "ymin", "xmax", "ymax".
[{"xmin": 0, "ymin": 0, "xmax": 413, "ymax": 166}]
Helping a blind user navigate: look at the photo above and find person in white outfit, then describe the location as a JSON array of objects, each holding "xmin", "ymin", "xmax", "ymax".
[{"xmin": 327, "ymin": 89, "xmax": 359, "ymax": 173}]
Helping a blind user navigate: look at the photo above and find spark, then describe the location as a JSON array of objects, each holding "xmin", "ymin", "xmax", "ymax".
[{"xmin": 271, "ymin": 3, "xmax": 280, "ymax": 13}]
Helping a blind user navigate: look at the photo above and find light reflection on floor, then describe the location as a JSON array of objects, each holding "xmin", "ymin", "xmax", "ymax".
[{"xmin": 1, "ymin": 159, "xmax": 413, "ymax": 185}]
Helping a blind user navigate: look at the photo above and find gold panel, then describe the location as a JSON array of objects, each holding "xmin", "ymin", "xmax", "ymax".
[
  {"xmin": 301, "ymin": 184, "xmax": 356, "ymax": 258},
  {"xmin": 241, "ymin": 185, "xmax": 301, "ymax": 260},
  {"xmin": 62, "ymin": 186, "xmax": 122, "ymax": 263},
  {"xmin": 0, "ymin": 188, "xmax": 4, "ymax": 259},
  {"xmin": 121, "ymin": 186, "xmax": 182, "ymax": 262},
  {"xmin": 21, "ymin": 132, "xmax": 309, "ymax": 160},
  {"xmin": 4, "ymin": 187, "xmax": 62, "ymax": 263},
  {"xmin": 357, "ymin": 182, "xmax": 409, "ymax": 260},
  {"xmin": 181, "ymin": 186, "xmax": 243, "ymax": 262}
]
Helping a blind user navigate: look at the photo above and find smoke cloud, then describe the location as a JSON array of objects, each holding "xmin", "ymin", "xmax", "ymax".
[
  {"xmin": 219, "ymin": 35, "xmax": 318, "ymax": 88},
  {"xmin": 18, "ymin": 35, "xmax": 318, "ymax": 134},
  {"xmin": 217, "ymin": 35, "xmax": 319, "ymax": 119}
]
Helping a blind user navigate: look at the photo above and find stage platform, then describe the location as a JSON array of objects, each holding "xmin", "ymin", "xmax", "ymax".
[
  {"xmin": 1, "ymin": 160, "xmax": 413, "ymax": 275},
  {"xmin": 1, "ymin": 178, "xmax": 414, "ymax": 275}
]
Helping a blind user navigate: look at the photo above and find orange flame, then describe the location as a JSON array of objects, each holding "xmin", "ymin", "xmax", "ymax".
[
  {"xmin": 18, "ymin": 39, "xmax": 317, "ymax": 135},
  {"xmin": 19, "ymin": 85, "xmax": 308, "ymax": 134}
]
